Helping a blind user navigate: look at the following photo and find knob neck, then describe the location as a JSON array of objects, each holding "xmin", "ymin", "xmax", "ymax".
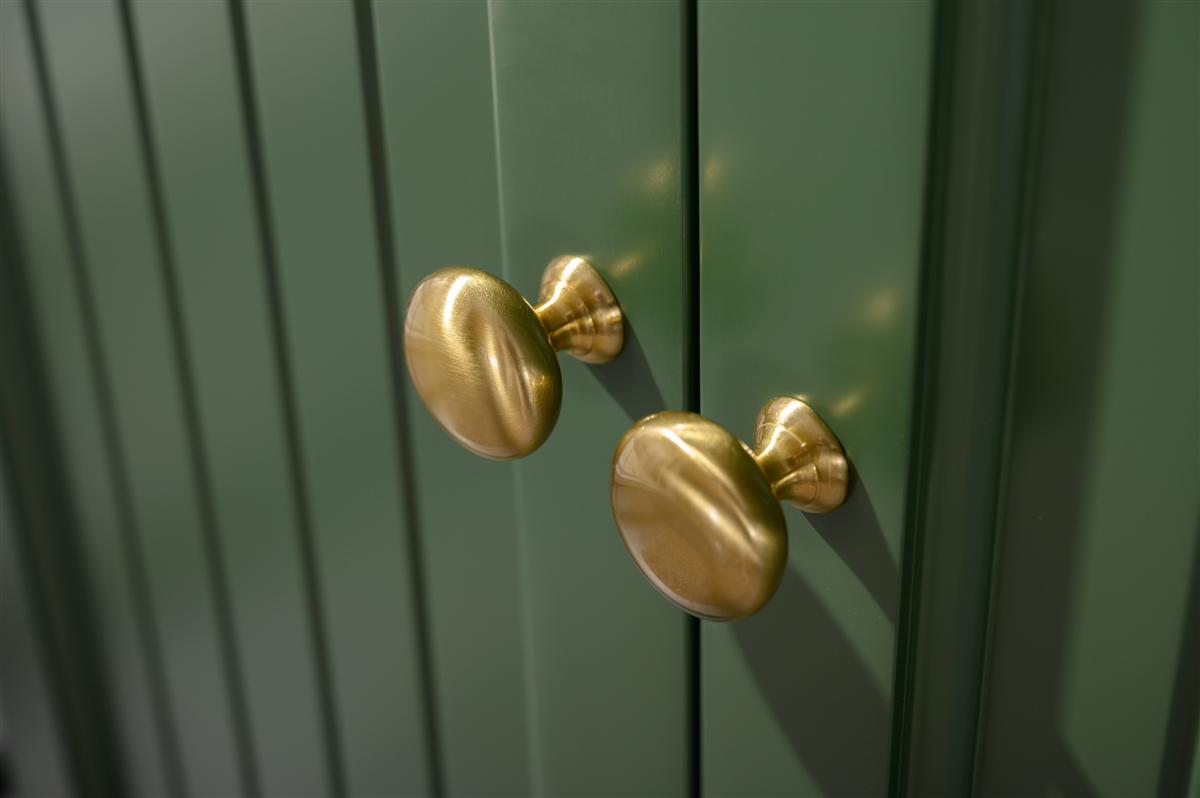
[
  {"xmin": 749, "ymin": 396, "xmax": 848, "ymax": 513},
  {"xmin": 533, "ymin": 256, "xmax": 624, "ymax": 364}
]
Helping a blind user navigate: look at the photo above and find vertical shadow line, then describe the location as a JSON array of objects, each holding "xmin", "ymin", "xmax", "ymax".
[
  {"xmin": 20, "ymin": 1, "xmax": 186, "ymax": 794},
  {"xmin": 225, "ymin": 0, "xmax": 348, "ymax": 795},
  {"xmin": 485, "ymin": 4, "xmax": 544, "ymax": 793},
  {"xmin": 0, "ymin": 138, "xmax": 85, "ymax": 796},
  {"xmin": 968, "ymin": 0, "xmax": 1056, "ymax": 787},
  {"xmin": 0, "ymin": 148, "xmax": 124, "ymax": 798},
  {"xmin": 1157, "ymin": 517, "xmax": 1200, "ymax": 796},
  {"xmin": 0, "ymin": 421, "xmax": 91, "ymax": 794},
  {"xmin": 351, "ymin": 1, "xmax": 445, "ymax": 794},
  {"xmin": 885, "ymin": 0, "xmax": 959, "ymax": 793},
  {"xmin": 116, "ymin": 1, "xmax": 260, "ymax": 794},
  {"xmin": 682, "ymin": 1, "xmax": 701, "ymax": 796}
]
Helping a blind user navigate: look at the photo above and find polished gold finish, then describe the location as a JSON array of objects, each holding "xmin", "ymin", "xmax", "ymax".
[
  {"xmin": 403, "ymin": 256, "xmax": 623, "ymax": 460},
  {"xmin": 610, "ymin": 397, "xmax": 848, "ymax": 621}
]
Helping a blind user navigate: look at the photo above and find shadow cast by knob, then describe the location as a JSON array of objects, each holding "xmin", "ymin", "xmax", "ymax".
[{"xmin": 587, "ymin": 319, "xmax": 667, "ymax": 423}]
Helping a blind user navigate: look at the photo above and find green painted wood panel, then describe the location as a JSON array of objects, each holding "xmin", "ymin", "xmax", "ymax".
[
  {"xmin": 0, "ymin": 2, "xmax": 170, "ymax": 793},
  {"xmin": 894, "ymin": 0, "xmax": 1043, "ymax": 791},
  {"xmin": 698, "ymin": 1, "xmax": 934, "ymax": 794},
  {"xmin": 127, "ymin": 2, "xmax": 333, "ymax": 794},
  {"xmin": 486, "ymin": 2, "xmax": 691, "ymax": 794},
  {"xmin": 238, "ymin": 0, "xmax": 433, "ymax": 792},
  {"xmin": 33, "ymin": 0, "xmax": 247, "ymax": 792},
  {"xmin": 369, "ymin": 2, "xmax": 532, "ymax": 794},
  {"xmin": 974, "ymin": 0, "xmax": 1200, "ymax": 794},
  {"xmin": 0, "ymin": 452, "xmax": 73, "ymax": 798},
  {"xmin": 1191, "ymin": 733, "xmax": 1200, "ymax": 798}
]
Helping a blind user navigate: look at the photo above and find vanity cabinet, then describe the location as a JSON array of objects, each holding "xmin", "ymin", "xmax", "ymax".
[{"xmin": 0, "ymin": 1, "xmax": 1195, "ymax": 796}]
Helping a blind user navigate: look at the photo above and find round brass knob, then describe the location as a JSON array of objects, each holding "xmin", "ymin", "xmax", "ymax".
[
  {"xmin": 610, "ymin": 396, "xmax": 848, "ymax": 621},
  {"xmin": 404, "ymin": 255, "xmax": 623, "ymax": 459}
]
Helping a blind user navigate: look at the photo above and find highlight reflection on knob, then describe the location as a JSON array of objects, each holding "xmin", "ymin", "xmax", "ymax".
[
  {"xmin": 404, "ymin": 255, "xmax": 623, "ymax": 460},
  {"xmin": 610, "ymin": 396, "xmax": 848, "ymax": 621}
]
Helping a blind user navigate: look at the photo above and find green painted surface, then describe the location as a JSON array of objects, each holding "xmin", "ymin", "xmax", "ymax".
[
  {"xmin": 897, "ymin": 0, "xmax": 1043, "ymax": 792},
  {"xmin": 7, "ymin": 1, "xmax": 1195, "ymax": 794},
  {"xmin": 371, "ymin": 1, "xmax": 532, "ymax": 794},
  {"xmin": 2, "ymin": 2, "xmax": 692, "ymax": 792},
  {"xmin": 0, "ymin": 2, "xmax": 169, "ymax": 793},
  {"xmin": 34, "ymin": 0, "xmax": 245, "ymax": 793},
  {"xmin": 487, "ymin": 1, "xmax": 691, "ymax": 794},
  {"xmin": 698, "ymin": 1, "xmax": 934, "ymax": 794},
  {"xmin": 239, "ymin": 0, "xmax": 432, "ymax": 792},
  {"xmin": 128, "ymin": 2, "xmax": 331, "ymax": 794},
  {"xmin": 0, "ymin": 452, "xmax": 73, "ymax": 798},
  {"xmin": 975, "ymin": 1, "xmax": 1200, "ymax": 794},
  {"xmin": 1191, "ymin": 732, "xmax": 1200, "ymax": 798}
]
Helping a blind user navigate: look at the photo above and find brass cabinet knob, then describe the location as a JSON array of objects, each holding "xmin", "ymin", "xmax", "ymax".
[
  {"xmin": 404, "ymin": 256, "xmax": 623, "ymax": 460},
  {"xmin": 610, "ymin": 396, "xmax": 848, "ymax": 621}
]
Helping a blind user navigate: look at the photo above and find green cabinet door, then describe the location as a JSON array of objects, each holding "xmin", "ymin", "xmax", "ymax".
[
  {"xmin": 698, "ymin": 2, "xmax": 935, "ymax": 794},
  {"xmin": 385, "ymin": 1, "xmax": 695, "ymax": 793},
  {"xmin": 1, "ymin": 1, "xmax": 1197, "ymax": 797},
  {"xmin": 1, "ymin": 2, "xmax": 167, "ymax": 793},
  {"xmin": 696, "ymin": 1, "xmax": 1198, "ymax": 796},
  {"xmin": 480, "ymin": 3, "xmax": 692, "ymax": 794},
  {"xmin": 974, "ymin": 0, "xmax": 1200, "ymax": 795},
  {"xmin": 19, "ymin": 1, "xmax": 252, "ymax": 792},
  {"xmin": 0, "ymin": 1, "xmax": 692, "ymax": 795}
]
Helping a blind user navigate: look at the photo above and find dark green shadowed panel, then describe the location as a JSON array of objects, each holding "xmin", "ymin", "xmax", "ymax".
[
  {"xmin": 34, "ymin": 0, "xmax": 247, "ymax": 793},
  {"xmin": 893, "ymin": 0, "xmax": 1043, "ymax": 792},
  {"xmin": 698, "ymin": 1, "xmax": 934, "ymax": 794},
  {"xmin": 0, "ymin": 2, "xmax": 172, "ymax": 794},
  {"xmin": 369, "ymin": 2, "xmax": 532, "ymax": 794},
  {"xmin": 127, "ymin": 1, "xmax": 333, "ymax": 794},
  {"xmin": 488, "ymin": 1, "xmax": 691, "ymax": 794},
  {"xmin": 975, "ymin": 0, "xmax": 1200, "ymax": 794},
  {"xmin": 0, "ymin": 451, "xmax": 73, "ymax": 798},
  {"xmin": 237, "ymin": 0, "xmax": 433, "ymax": 792}
]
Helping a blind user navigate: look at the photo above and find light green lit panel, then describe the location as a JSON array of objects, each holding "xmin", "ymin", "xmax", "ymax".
[
  {"xmin": 35, "ymin": 0, "xmax": 245, "ymax": 793},
  {"xmin": 488, "ymin": 1, "xmax": 690, "ymax": 794},
  {"xmin": 240, "ymin": 0, "xmax": 432, "ymax": 793},
  {"xmin": 698, "ymin": 2, "xmax": 934, "ymax": 794},
  {"xmin": 129, "ymin": 1, "xmax": 332, "ymax": 794},
  {"xmin": 371, "ymin": 2, "xmax": 532, "ymax": 795},
  {"xmin": 976, "ymin": 1, "xmax": 1200, "ymax": 794}
]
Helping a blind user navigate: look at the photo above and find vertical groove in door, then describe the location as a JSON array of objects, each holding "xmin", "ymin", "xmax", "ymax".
[
  {"xmin": 967, "ymin": 0, "xmax": 1052, "ymax": 785},
  {"xmin": 682, "ymin": 1, "xmax": 701, "ymax": 796},
  {"xmin": 485, "ymin": 3, "xmax": 545, "ymax": 793},
  {"xmin": 889, "ymin": 0, "xmax": 1055, "ymax": 791},
  {"xmin": 234, "ymin": 0, "xmax": 432, "ymax": 789},
  {"xmin": 0, "ymin": 154, "xmax": 74, "ymax": 796},
  {"xmin": 113, "ymin": 3, "xmax": 260, "ymax": 792},
  {"xmin": 371, "ymin": 3, "xmax": 533, "ymax": 790},
  {"xmin": 0, "ymin": 170, "xmax": 112, "ymax": 795},
  {"xmin": 700, "ymin": 3, "xmax": 934, "ymax": 794},
  {"xmin": 225, "ymin": 1, "xmax": 348, "ymax": 793},
  {"xmin": 0, "ymin": 406, "xmax": 73, "ymax": 797},
  {"xmin": 349, "ymin": 1, "xmax": 444, "ymax": 793},
  {"xmin": 0, "ymin": 422, "xmax": 83, "ymax": 795},
  {"xmin": 487, "ymin": 3, "xmax": 690, "ymax": 793},
  {"xmin": 972, "ymin": 0, "xmax": 1197, "ymax": 788},
  {"xmin": 884, "ymin": 0, "xmax": 957, "ymax": 790},
  {"xmin": 1157, "ymin": 517, "xmax": 1200, "ymax": 796},
  {"xmin": 18, "ymin": 2, "xmax": 186, "ymax": 792}
]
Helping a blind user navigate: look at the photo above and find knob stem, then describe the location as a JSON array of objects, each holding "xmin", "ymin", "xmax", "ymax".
[
  {"xmin": 751, "ymin": 396, "xmax": 849, "ymax": 513},
  {"xmin": 533, "ymin": 256, "xmax": 624, "ymax": 364}
]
